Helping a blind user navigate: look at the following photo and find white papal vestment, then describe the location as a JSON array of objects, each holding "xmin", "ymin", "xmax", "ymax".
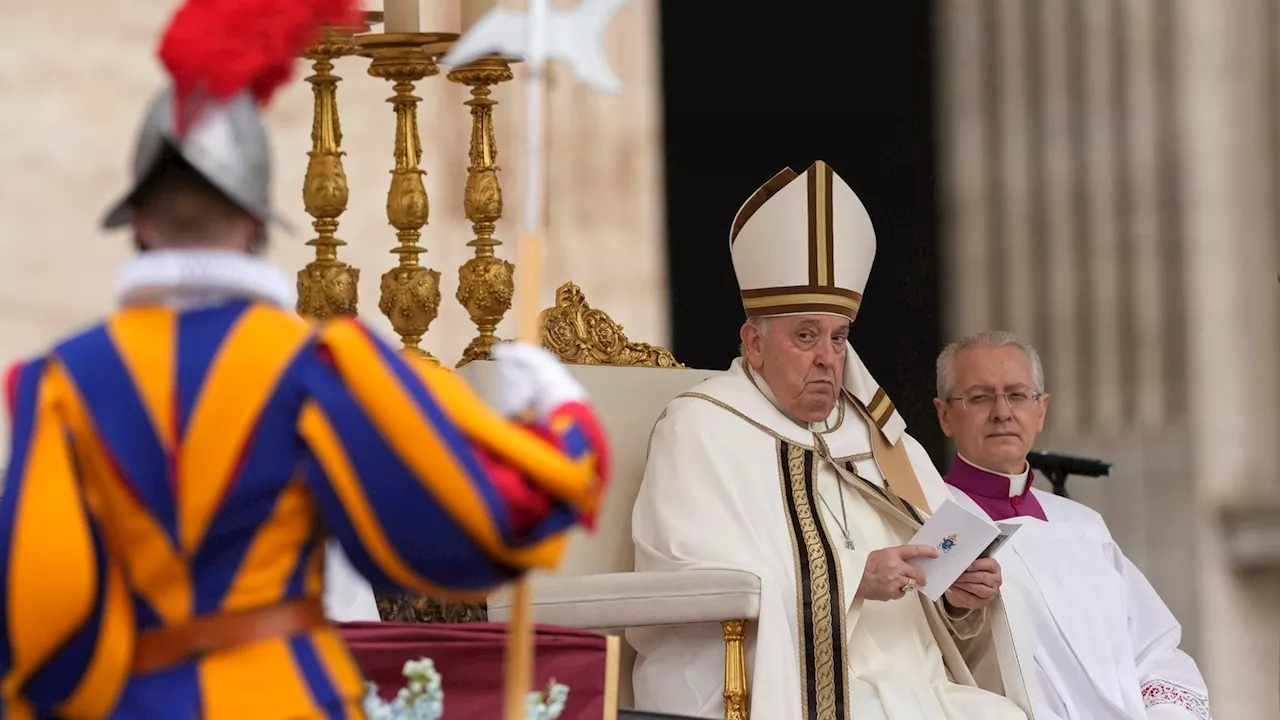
[
  {"xmin": 949, "ymin": 489, "xmax": 1211, "ymax": 720},
  {"xmin": 629, "ymin": 358, "xmax": 1038, "ymax": 720}
]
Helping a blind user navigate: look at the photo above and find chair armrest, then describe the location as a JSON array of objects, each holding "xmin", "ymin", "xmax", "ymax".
[{"xmin": 487, "ymin": 569, "xmax": 761, "ymax": 631}]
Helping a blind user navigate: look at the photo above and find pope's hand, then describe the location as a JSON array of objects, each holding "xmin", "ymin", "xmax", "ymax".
[
  {"xmin": 492, "ymin": 342, "xmax": 589, "ymax": 422},
  {"xmin": 943, "ymin": 557, "xmax": 1002, "ymax": 610},
  {"xmin": 856, "ymin": 544, "xmax": 938, "ymax": 601}
]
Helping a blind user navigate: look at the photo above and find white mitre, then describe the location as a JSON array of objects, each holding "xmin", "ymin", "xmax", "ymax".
[{"xmin": 730, "ymin": 159, "xmax": 907, "ymax": 444}]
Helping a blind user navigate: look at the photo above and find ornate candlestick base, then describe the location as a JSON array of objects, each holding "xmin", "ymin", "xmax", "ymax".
[
  {"xmin": 356, "ymin": 32, "xmax": 457, "ymax": 361},
  {"xmin": 449, "ymin": 57, "xmax": 516, "ymax": 367},
  {"xmin": 298, "ymin": 26, "xmax": 362, "ymax": 320}
]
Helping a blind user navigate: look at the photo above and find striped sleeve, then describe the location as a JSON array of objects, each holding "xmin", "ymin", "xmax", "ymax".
[
  {"xmin": 297, "ymin": 319, "xmax": 608, "ymax": 602},
  {"xmin": 4, "ymin": 361, "xmax": 22, "ymax": 422},
  {"xmin": 0, "ymin": 359, "xmax": 134, "ymax": 719}
]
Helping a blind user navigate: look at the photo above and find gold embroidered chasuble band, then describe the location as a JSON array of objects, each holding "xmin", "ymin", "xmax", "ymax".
[
  {"xmin": 777, "ymin": 440, "xmax": 850, "ymax": 720},
  {"xmin": 675, "ymin": 389, "xmax": 935, "ymax": 720}
]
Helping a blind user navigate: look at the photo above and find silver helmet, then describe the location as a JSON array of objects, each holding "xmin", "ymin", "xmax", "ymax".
[{"xmin": 102, "ymin": 86, "xmax": 290, "ymax": 231}]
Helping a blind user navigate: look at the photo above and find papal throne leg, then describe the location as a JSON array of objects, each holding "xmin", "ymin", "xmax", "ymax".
[{"xmin": 722, "ymin": 620, "xmax": 749, "ymax": 720}]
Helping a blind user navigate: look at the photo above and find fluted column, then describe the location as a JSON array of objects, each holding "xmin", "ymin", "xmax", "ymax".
[
  {"xmin": 936, "ymin": 0, "xmax": 996, "ymax": 336},
  {"xmin": 1035, "ymin": 0, "xmax": 1086, "ymax": 432},
  {"xmin": 1119, "ymin": 0, "xmax": 1167, "ymax": 429},
  {"xmin": 1176, "ymin": 0, "xmax": 1280, "ymax": 715},
  {"xmin": 1080, "ymin": 0, "xmax": 1125, "ymax": 432},
  {"xmin": 991, "ymin": 0, "xmax": 1036, "ymax": 337}
]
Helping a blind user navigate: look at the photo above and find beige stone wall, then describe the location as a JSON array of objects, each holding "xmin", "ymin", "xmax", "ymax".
[
  {"xmin": 936, "ymin": 0, "xmax": 1280, "ymax": 716},
  {"xmin": 0, "ymin": 0, "xmax": 667, "ymax": 453}
]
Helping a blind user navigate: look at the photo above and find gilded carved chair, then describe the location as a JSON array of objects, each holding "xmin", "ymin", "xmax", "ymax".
[{"xmin": 459, "ymin": 283, "xmax": 761, "ymax": 720}]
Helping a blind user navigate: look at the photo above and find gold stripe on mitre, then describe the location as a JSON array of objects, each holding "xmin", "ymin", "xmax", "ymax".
[
  {"xmin": 732, "ymin": 160, "xmax": 873, "ymax": 326},
  {"xmin": 730, "ymin": 167, "xmax": 800, "ymax": 245},
  {"xmin": 741, "ymin": 289, "xmax": 862, "ymax": 320},
  {"xmin": 807, "ymin": 161, "xmax": 836, "ymax": 288}
]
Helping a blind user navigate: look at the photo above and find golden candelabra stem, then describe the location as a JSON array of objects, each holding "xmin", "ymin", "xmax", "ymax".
[
  {"xmin": 297, "ymin": 27, "xmax": 361, "ymax": 320},
  {"xmin": 448, "ymin": 57, "xmax": 516, "ymax": 367},
  {"xmin": 356, "ymin": 32, "xmax": 457, "ymax": 362}
]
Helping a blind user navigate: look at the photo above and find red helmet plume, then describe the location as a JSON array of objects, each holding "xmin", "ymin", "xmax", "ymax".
[{"xmin": 157, "ymin": 0, "xmax": 361, "ymax": 134}]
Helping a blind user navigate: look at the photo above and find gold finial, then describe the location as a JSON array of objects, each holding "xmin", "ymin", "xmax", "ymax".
[
  {"xmin": 356, "ymin": 32, "xmax": 457, "ymax": 363},
  {"xmin": 448, "ymin": 57, "xmax": 516, "ymax": 367},
  {"xmin": 297, "ymin": 26, "xmax": 361, "ymax": 320}
]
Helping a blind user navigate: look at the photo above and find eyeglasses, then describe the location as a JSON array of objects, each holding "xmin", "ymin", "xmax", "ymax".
[{"xmin": 945, "ymin": 391, "xmax": 1043, "ymax": 411}]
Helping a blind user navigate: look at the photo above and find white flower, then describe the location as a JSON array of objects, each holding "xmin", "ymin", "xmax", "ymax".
[
  {"xmin": 544, "ymin": 682, "xmax": 569, "ymax": 719},
  {"xmin": 362, "ymin": 656, "xmax": 570, "ymax": 720}
]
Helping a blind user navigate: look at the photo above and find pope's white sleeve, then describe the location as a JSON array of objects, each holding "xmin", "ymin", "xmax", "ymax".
[{"xmin": 633, "ymin": 402, "xmax": 772, "ymax": 571}]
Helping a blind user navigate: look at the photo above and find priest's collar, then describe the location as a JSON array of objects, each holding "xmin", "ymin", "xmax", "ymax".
[
  {"xmin": 116, "ymin": 249, "xmax": 295, "ymax": 310},
  {"xmin": 741, "ymin": 357, "xmax": 844, "ymax": 434},
  {"xmin": 953, "ymin": 454, "xmax": 1031, "ymax": 498},
  {"xmin": 946, "ymin": 453, "xmax": 1048, "ymax": 522}
]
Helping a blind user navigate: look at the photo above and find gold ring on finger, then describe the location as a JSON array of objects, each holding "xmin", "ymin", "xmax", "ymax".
[{"xmin": 900, "ymin": 579, "xmax": 916, "ymax": 594}]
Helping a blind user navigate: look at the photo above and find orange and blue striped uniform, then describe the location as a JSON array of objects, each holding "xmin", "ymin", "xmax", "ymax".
[{"xmin": 0, "ymin": 299, "xmax": 608, "ymax": 719}]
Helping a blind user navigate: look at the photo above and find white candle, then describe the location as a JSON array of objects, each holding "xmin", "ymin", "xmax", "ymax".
[
  {"xmin": 384, "ymin": 0, "xmax": 420, "ymax": 32},
  {"xmin": 460, "ymin": 0, "xmax": 499, "ymax": 32}
]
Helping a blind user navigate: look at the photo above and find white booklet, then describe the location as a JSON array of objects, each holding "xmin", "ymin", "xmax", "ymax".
[{"xmin": 905, "ymin": 499, "xmax": 1022, "ymax": 600}]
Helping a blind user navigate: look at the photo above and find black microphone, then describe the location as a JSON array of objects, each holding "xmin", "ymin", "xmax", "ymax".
[{"xmin": 1026, "ymin": 450, "xmax": 1112, "ymax": 498}]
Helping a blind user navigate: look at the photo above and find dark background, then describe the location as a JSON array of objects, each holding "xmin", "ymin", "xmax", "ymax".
[{"xmin": 658, "ymin": 2, "xmax": 946, "ymax": 463}]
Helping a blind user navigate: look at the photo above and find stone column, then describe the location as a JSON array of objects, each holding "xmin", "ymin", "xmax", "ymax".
[
  {"xmin": 1175, "ymin": 0, "xmax": 1280, "ymax": 714},
  {"xmin": 937, "ymin": 0, "xmax": 1280, "ymax": 716}
]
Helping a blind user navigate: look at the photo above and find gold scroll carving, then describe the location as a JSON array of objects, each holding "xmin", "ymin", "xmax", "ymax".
[
  {"xmin": 376, "ymin": 594, "xmax": 490, "ymax": 624},
  {"xmin": 540, "ymin": 283, "xmax": 683, "ymax": 368}
]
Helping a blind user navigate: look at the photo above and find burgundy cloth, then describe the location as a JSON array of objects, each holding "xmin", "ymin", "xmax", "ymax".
[
  {"xmin": 338, "ymin": 622, "xmax": 609, "ymax": 720},
  {"xmin": 944, "ymin": 455, "xmax": 1048, "ymax": 522}
]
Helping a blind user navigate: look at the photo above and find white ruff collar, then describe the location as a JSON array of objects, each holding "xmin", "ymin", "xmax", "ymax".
[{"xmin": 115, "ymin": 250, "xmax": 295, "ymax": 310}]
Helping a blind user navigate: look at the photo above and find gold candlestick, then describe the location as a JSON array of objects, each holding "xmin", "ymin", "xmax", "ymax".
[
  {"xmin": 356, "ymin": 32, "xmax": 456, "ymax": 362},
  {"xmin": 449, "ymin": 57, "xmax": 516, "ymax": 366},
  {"xmin": 297, "ymin": 25, "xmax": 364, "ymax": 320}
]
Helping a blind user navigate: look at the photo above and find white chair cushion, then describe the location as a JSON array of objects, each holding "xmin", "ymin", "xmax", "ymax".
[
  {"xmin": 458, "ymin": 361, "xmax": 724, "ymax": 576},
  {"xmin": 487, "ymin": 569, "xmax": 761, "ymax": 630}
]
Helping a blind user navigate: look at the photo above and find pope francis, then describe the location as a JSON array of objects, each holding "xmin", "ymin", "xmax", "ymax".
[{"xmin": 628, "ymin": 161, "xmax": 1039, "ymax": 719}]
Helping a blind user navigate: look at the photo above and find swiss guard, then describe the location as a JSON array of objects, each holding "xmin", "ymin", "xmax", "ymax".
[{"xmin": 0, "ymin": 0, "xmax": 610, "ymax": 717}]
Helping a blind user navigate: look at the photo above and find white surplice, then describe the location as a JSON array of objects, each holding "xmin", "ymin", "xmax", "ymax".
[
  {"xmin": 322, "ymin": 539, "xmax": 381, "ymax": 622},
  {"xmin": 949, "ymin": 489, "xmax": 1211, "ymax": 720},
  {"xmin": 629, "ymin": 358, "xmax": 1039, "ymax": 720}
]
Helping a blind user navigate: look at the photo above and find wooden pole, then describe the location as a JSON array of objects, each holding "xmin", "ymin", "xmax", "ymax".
[
  {"xmin": 503, "ymin": 228, "xmax": 544, "ymax": 719},
  {"xmin": 505, "ymin": 4, "xmax": 550, "ymax": 712},
  {"xmin": 503, "ymin": 577, "xmax": 535, "ymax": 719}
]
